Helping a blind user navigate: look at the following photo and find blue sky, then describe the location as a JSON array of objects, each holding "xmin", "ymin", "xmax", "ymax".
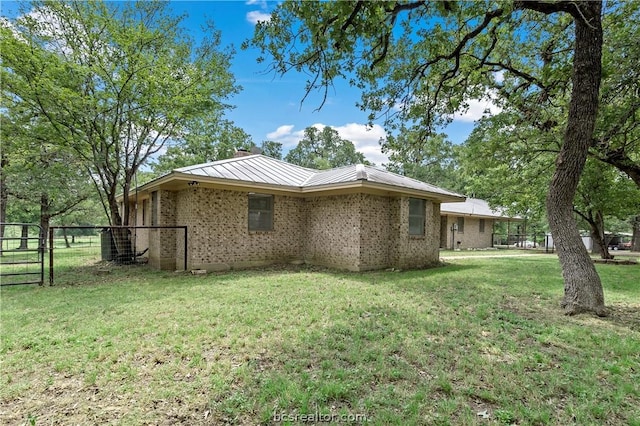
[{"xmin": 1, "ymin": 0, "xmax": 499, "ymax": 165}]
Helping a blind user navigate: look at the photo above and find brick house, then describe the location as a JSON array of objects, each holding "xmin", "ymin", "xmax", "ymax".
[
  {"xmin": 440, "ymin": 198, "xmax": 523, "ymax": 250},
  {"xmin": 122, "ymin": 154, "xmax": 465, "ymax": 271}
]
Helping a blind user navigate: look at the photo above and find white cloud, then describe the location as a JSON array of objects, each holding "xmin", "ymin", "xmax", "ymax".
[
  {"xmin": 451, "ymin": 93, "xmax": 502, "ymax": 123},
  {"xmin": 331, "ymin": 123, "xmax": 388, "ymax": 165},
  {"xmin": 246, "ymin": 10, "xmax": 271, "ymax": 24},
  {"xmin": 265, "ymin": 122, "xmax": 389, "ymax": 165},
  {"xmin": 267, "ymin": 125, "xmax": 296, "ymax": 140},
  {"xmin": 392, "ymin": 88, "xmax": 502, "ymax": 124}
]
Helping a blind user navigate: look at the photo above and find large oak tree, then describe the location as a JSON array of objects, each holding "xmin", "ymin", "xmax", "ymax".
[{"xmin": 250, "ymin": 1, "xmax": 607, "ymax": 315}]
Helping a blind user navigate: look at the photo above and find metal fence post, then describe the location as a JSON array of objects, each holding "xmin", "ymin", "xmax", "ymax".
[{"xmin": 49, "ymin": 227, "xmax": 54, "ymax": 286}]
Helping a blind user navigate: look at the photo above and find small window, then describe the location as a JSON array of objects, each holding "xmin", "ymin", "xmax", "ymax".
[
  {"xmin": 479, "ymin": 218, "xmax": 485, "ymax": 233},
  {"xmin": 409, "ymin": 198, "xmax": 426, "ymax": 236},
  {"xmin": 457, "ymin": 217, "xmax": 465, "ymax": 233},
  {"xmin": 142, "ymin": 199, "xmax": 147, "ymax": 226},
  {"xmin": 249, "ymin": 194, "xmax": 273, "ymax": 231},
  {"xmin": 151, "ymin": 191, "xmax": 158, "ymax": 226}
]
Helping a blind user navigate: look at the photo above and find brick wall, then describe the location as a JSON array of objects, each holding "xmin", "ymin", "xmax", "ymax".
[
  {"xmin": 175, "ymin": 187, "xmax": 304, "ymax": 271},
  {"xmin": 149, "ymin": 190, "xmax": 177, "ymax": 270},
  {"xmin": 441, "ymin": 215, "xmax": 494, "ymax": 249},
  {"xmin": 358, "ymin": 194, "xmax": 392, "ymax": 270},
  {"xmin": 304, "ymin": 193, "xmax": 441, "ymax": 271},
  {"xmin": 149, "ymin": 187, "xmax": 445, "ymax": 272},
  {"xmin": 302, "ymin": 194, "xmax": 361, "ymax": 271},
  {"xmin": 389, "ymin": 196, "xmax": 441, "ymax": 269}
]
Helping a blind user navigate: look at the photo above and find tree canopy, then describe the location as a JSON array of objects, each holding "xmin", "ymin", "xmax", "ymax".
[
  {"xmin": 151, "ymin": 119, "xmax": 284, "ymax": 175},
  {"xmin": 151, "ymin": 117, "xmax": 254, "ymax": 175},
  {"xmin": 383, "ymin": 128, "xmax": 460, "ymax": 193},
  {"xmin": 1, "ymin": 0, "xmax": 239, "ymax": 232},
  {"xmin": 284, "ymin": 125, "xmax": 368, "ymax": 169}
]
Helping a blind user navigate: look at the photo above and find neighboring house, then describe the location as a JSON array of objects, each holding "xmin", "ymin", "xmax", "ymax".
[
  {"xmin": 440, "ymin": 198, "xmax": 522, "ymax": 249},
  {"xmin": 120, "ymin": 153, "xmax": 465, "ymax": 272}
]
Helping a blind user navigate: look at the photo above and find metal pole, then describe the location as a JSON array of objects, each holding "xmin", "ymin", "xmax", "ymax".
[
  {"xmin": 49, "ymin": 227, "xmax": 54, "ymax": 286},
  {"xmin": 39, "ymin": 227, "xmax": 44, "ymax": 286}
]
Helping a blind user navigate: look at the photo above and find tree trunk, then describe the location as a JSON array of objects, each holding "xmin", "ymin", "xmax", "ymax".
[
  {"xmin": 63, "ymin": 228, "xmax": 70, "ymax": 248},
  {"xmin": 40, "ymin": 194, "xmax": 50, "ymax": 251},
  {"xmin": 0, "ymin": 153, "xmax": 7, "ymax": 256},
  {"xmin": 18, "ymin": 224, "xmax": 29, "ymax": 250},
  {"xmin": 590, "ymin": 228, "xmax": 611, "ymax": 260},
  {"xmin": 107, "ymin": 193, "xmax": 134, "ymax": 263},
  {"xmin": 632, "ymin": 215, "xmax": 640, "ymax": 252},
  {"xmin": 546, "ymin": 2, "xmax": 606, "ymax": 316},
  {"xmin": 587, "ymin": 210, "xmax": 612, "ymax": 259}
]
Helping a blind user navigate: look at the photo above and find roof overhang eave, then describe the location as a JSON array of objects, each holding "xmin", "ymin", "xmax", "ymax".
[
  {"xmin": 302, "ymin": 180, "xmax": 466, "ymax": 203},
  {"xmin": 440, "ymin": 211, "xmax": 525, "ymax": 220},
  {"xmin": 119, "ymin": 173, "xmax": 467, "ymax": 203},
  {"xmin": 119, "ymin": 172, "xmax": 305, "ymax": 202}
]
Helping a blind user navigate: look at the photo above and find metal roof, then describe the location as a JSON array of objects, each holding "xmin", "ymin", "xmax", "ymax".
[
  {"xmin": 162, "ymin": 155, "xmax": 465, "ymax": 201},
  {"xmin": 441, "ymin": 197, "xmax": 521, "ymax": 219},
  {"xmin": 175, "ymin": 155, "xmax": 316, "ymax": 186},
  {"xmin": 363, "ymin": 166, "xmax": 462, "ymax": 198}
]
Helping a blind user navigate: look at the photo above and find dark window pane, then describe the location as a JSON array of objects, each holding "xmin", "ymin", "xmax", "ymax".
[
  {"xmin": 248, "ymin": 194, "xmax": 273, "ymax": 231},
  {"xmin": 409, "ymin": 198, "xmax": 424, "ymax": 215},
  {"xmin": 409, "ymin": 198, "xmax": 426, "ymax": 236},
  {"xmin": 409, "ymin": 216, "xmax": 425, "ymax": 235}
]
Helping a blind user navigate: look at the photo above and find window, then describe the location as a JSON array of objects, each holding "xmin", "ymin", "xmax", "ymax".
[
  {"xmin": 479, "ymin": 218, "xmax": 485, "ymax": 233},
  {"xmin": 249, "ymin": 194, "xmax": 273, "ymax": 231},
  {"xmin": 457, "ymin": 217, "xmax": 465, "ymax": 233},
  {"xmin": 142, "ymin": 199, "xmax": 147, "ymax": 225},
  {"xmin": 151, "ymin": 191, "xmax": 158, "ymax": 226},
  {"xmin": 409, "ymin": 198, "xmax": 426, "ymax": 236}
]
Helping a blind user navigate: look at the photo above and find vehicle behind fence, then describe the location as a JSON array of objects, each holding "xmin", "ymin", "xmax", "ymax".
[{"xmin": 48, "ymin": 226, "xmax": 187, "ymax": 285}]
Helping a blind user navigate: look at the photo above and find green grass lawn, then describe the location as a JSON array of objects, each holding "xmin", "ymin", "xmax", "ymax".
[{"xmin": 1, "ymin": 256, "xmax": 639, "ymax": 425}]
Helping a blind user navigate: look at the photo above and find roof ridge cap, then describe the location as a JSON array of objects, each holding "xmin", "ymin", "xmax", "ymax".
[{"xmin": 355, "ymin": 164, "xmax": 368, "ymax": 180}]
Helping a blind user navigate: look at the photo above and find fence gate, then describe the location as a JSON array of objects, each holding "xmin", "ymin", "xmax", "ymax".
[{"xmin": 0, "ymin": 223, "xmax": 45, "ymax": 286}]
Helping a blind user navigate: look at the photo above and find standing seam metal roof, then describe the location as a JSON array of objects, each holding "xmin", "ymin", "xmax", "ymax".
[
  {"xmin": 172, "ymin": 154, "xmax": 464, "ymax": 199},
  {"xmin": 175, "ymin": 155, "xmax": 316, "ymax": 186},
  {"xmin": 441, "ymin": 198, "xmax": 519, "ymax": 218}
]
